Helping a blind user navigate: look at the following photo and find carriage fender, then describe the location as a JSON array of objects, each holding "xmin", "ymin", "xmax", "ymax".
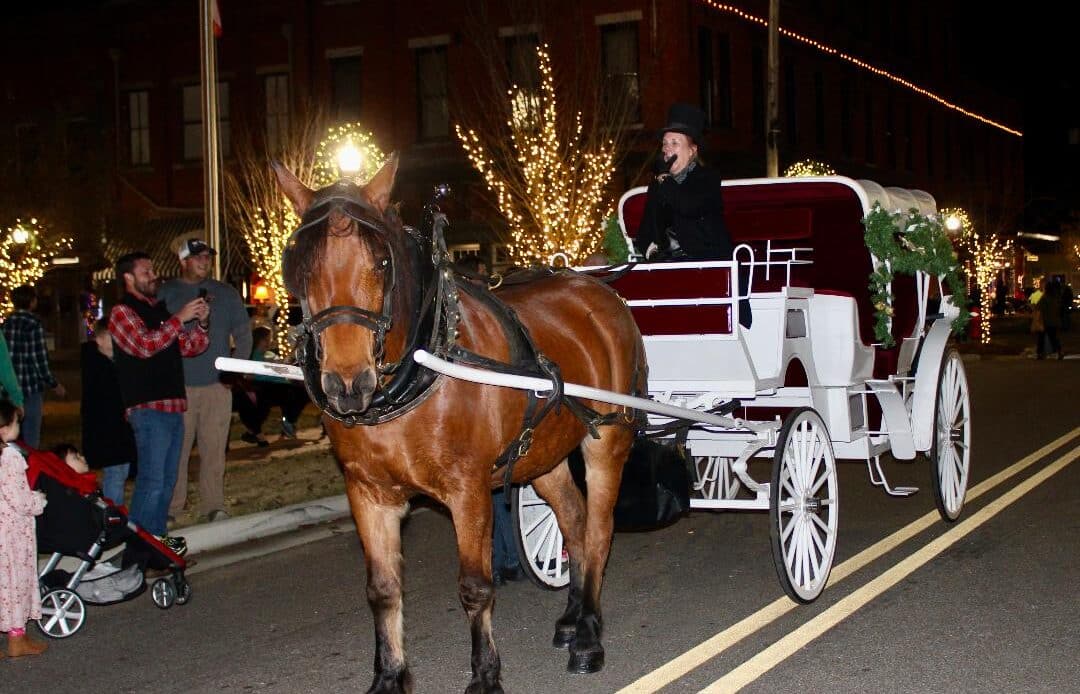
[{"xmin": 909, "ymin": 317, "xmax": 953, "ymax": 452}]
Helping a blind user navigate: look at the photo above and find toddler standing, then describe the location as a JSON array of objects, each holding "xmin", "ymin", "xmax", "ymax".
[{"xmin": 0, "ymin": 398, "xmax": 48, "ymax": 657}]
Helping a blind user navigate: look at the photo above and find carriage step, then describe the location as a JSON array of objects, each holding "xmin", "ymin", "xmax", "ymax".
[{"xmin": 866, "ymin": 456, "xmax": 918, "ymax": 497}]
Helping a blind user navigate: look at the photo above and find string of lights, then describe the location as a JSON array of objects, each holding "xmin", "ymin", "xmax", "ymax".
[
  {"xmin": 941, "ymin": 206, "xmax": 1012, "ymax": 344},
  {"xmin": 456, "ymin": 45, "xmax": 616, "ymax": 265},
  {"xmin": 698, "ymin": 1, "xmax": 1022, "ymax": 138},
  {"xmin": 783, "ymin": 159, "xmax": 836, "ymax": 177}
]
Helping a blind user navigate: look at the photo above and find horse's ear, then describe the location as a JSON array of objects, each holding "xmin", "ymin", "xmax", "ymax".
[
  {"xmin": 364, "ymin": 152, "xmax": 399, "ymax": 215},
  {"xmin": 272, "ymin": 161, "xmax": 315, "ymax": 217}
]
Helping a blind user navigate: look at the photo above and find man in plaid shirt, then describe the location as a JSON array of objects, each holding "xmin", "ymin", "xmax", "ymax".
[
  {"xmin": 108, "ymin": 252, "xmax": 209, "ymax": 555},
  {"xmin": 2, "ymin": 285, "xmax": 66, "ymax": 448}
]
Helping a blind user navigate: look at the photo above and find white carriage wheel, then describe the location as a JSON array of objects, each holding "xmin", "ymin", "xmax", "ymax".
[
  {"xmin": 769, "ymin": 408, "xmax": 839, "ymax": 604},
  {"xmin": 37, "ymin": 589, "xmax": 86, "ymax": 638},
  {"xmin": 692, "ymin": 456, "xmax": 742, "ymax": 500},
  {"xmin": 930, "ymin": 350, "xmax": 972, "ymax": 522},
  {"xmin": 511, "ymin": 484, "xmax": 569, "ymax": 590}
]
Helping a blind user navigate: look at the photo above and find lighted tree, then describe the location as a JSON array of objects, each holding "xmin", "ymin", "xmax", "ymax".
[
  {"xmin": 0, "ymin": 218, "xmax": 73, "ymax": 312},
  {"xmin": 942, "ymin": 206, "xmax": 1011, "ymax": 344},
  {"xmin": 783, "ymin": 159, "xmax": 836, "ymax": 177},
  {"xmin": 225, "ymin": 116, "xmax": 385, "ymax": 353},
  {"xmin": 455, "ymin": 43, "xmax": 633, "ymax": 266}
]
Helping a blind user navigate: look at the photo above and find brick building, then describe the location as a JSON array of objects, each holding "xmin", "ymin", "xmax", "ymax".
[{"xmin": 1, "ymin": 0, "xmax": 1024, "ymax": 347}]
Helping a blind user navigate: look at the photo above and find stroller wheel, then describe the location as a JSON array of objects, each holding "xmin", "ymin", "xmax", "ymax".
[
  {"xmin": 174, "ymin": 578, "xmax": 192, "ymax": 606},
  {"xmin": 151, "ymin": 578, "xmax": 177, "ymax": 609},
  {"xmin": 38, "ymin": 589, "xmax": 86, "ymax": 638}
]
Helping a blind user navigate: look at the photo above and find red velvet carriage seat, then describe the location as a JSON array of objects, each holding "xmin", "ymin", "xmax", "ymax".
[{"xmin": 617, "ymin": 179, "xmax": 920, "ymax": 378}]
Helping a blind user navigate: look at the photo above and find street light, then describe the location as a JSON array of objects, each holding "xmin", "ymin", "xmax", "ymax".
[
  {"xmin": 336, "ymin": 142, "xmax": 363, "ymax": 178},
  {"xmin": 945, "ymin": 215, "xmax": 962, "ymax": 233},
  {"xmin": 11, "ymin": 225, "xmax": 30, "ymax": 245}
]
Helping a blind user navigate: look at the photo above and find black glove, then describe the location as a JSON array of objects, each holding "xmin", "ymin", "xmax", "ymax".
[{"xmin": 653, "ymin": 153, "xmax": 676, "ymax": 176}]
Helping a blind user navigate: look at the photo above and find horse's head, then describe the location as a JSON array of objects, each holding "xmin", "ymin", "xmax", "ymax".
[{"xmin": 274, "ymin": 155, "xmax": 406, "ymax": 417}]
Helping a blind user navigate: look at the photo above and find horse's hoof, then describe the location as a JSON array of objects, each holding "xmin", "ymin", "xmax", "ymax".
[
  {"xmin": 552, "ymin": 625, "xmax": 576, "ymax": 649},
  {"xmin": 464, "ymin": 679, "xmax": 504, "ymax": 694},
  {"xmin": 567, "ymin": 648, "xmax": 605, "ymax": 674}
]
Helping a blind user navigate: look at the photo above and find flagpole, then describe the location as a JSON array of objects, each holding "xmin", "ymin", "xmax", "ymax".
[{"xmin": 199, "ymin": 0, "xmax": 222, "ymax": 279}]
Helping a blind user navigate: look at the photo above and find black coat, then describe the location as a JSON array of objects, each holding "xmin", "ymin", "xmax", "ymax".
[
  {"xmin": 634, "ymin": 164, "xmax": 734, "ymax": 260},
  {"xmin": 80, "ymin": 342, "xmax": 137, "ymax": 469}
]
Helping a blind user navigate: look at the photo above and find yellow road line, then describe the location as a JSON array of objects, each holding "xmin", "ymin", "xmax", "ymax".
[
  {"xmin": 704, "ymin": 443, "xmax": 1080, "ymax": 692},
  {"xmin": 616, "ymin": 426, "xmax": 1080, "ymax": 693}
]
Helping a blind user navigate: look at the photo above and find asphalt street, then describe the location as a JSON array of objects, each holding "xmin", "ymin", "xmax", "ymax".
[{"xmin": 4, "ymin": 356, "xmax": 1078, "ymax": 693}]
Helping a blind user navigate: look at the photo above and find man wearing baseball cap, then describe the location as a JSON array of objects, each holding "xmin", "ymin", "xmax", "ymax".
[{"xmin": 159, "ymin": 233, "xmax": 252, "ymax": 523}]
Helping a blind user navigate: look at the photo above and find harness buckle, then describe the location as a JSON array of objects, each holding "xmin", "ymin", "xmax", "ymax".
[{"xmin": 516, "ymin": 428, "xmax": 534, "ymax": 458}]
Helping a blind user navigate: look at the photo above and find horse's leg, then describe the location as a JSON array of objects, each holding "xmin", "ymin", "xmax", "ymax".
[
  {"xmin": 447, "ymin": 488, "xmax": 503, "ymax": 694},
  {"xmin": 348, "ymin": 487, "xmax": 413, "ymax": 694},
  {"xmin": 568, "ymin": 430, "xmax": 634, "ymax": 674},
  {"xmin": 529, "ymin": 460, "xmax": 588, "ymax": 649}
]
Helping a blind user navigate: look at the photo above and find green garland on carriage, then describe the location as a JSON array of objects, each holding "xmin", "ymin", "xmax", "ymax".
[{"xmin": 862, "ymin": 203, "xmax": 970, "ymax": 347}]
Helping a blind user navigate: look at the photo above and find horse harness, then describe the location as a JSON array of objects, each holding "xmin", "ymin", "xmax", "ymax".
[{"xmin": 286, "ymin": 184, "xmax": 634, "ymax": 484}]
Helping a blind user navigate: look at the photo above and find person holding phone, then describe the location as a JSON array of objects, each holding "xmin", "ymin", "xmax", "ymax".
[
  {"xmin": 634, "ymin": 103, "xmax": 734, "ymax": 262},
  {"xmin": 159, "ymin": 234, "xmax": 252, "ymax": 524},
  {"xmin": 108, "ymin": 251, "xmax": 209, "ymax": 557}
]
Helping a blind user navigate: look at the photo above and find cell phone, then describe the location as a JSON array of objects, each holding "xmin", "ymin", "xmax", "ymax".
[{"xmin": 198, "ymin": 288, "xmax": 208, "ymax": 301}]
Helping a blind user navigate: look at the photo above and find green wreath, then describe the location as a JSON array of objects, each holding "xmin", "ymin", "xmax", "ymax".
[{"xmin": 862, "ymin": 203, "xmax": 970, "ymax": 347}]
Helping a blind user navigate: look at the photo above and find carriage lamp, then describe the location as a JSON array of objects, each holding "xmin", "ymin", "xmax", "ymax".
[{"xmin": 336, "ymin": 142, "xmax": 364, "ymax": 177}]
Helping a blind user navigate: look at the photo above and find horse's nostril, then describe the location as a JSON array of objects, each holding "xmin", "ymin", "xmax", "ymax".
[
  {"xmin": 321, "ymin": 371, "xmax": 346, "ymax": 397},
  {"xmin": 351, "ymin": 369, "xmax": 378, "ymax": 398}
]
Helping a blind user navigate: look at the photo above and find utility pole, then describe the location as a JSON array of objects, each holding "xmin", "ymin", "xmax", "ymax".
[
  {"xmin": 766, "ymin": 0, "xmax": 780, "ymax": 177},
  {"xmin": 199, "ymin": 0, "xmax": 222, "ymax": 279}
]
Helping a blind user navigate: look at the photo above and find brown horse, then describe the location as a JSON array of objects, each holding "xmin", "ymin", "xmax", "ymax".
[{"xmin": 273, "ymin": 156, "xmax": 645, "ymax": 693}]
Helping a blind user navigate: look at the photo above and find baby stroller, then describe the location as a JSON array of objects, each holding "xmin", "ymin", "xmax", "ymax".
[{"xmin": 25, "ymin": 445, "xmax": 192, "ymax": 638}]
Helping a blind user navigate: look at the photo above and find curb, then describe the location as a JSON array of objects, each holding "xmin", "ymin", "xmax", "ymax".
[{"xmin": 182, "ymin": 494, "xmax": 351, "ymax": 554}]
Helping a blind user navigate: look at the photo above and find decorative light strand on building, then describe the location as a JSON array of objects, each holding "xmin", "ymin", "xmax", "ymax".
[
  {"xmin": 699, "ymin": 1, "xmax": 1022, "ymax": 137},
  {"xmin": 0, "ymin": 218, "xmax": 73, "ymax": 312},
  {"xmin": 455, "ymin": 45, "xmax": 616, "ymax": 266}
]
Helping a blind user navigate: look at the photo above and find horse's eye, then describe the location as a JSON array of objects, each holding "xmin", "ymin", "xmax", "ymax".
[{"xmin": 377, "ymin": 258, "xmax": 390, "ymax": 272}]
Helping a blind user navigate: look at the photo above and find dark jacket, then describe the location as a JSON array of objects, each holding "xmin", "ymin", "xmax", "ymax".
[
  {"xmin": 634, "ymin": 164, "xmax": 734, "ymax": 260},
  {"xmin": 80, "ymin": 342, "xmax": 137, "ymax": 469}
]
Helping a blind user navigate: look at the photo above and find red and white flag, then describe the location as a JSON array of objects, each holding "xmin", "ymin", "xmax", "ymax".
[{"xmin": 211, "ymin": 0, "xmax": 222, "ymax": 38}]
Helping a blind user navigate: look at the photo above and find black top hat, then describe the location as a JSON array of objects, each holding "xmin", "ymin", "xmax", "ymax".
[{"xmin": 661, "ymin": 103, "xmax": 707, "ymax": 145}]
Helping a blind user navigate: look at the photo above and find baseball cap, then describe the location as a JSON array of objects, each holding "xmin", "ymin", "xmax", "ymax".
[{"xmin": 178, "ymin": 237, "xmax": 217, "ymax": 260}]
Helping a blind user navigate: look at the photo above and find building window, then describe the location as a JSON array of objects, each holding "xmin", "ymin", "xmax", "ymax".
[
  {"xmin": 784, "ymin": 63, "xmax": 797, "ymax": 147},
  {"xmin": 814, "ymin": 72, "xmax": 826, "ymax": 149},
  {"xmin": 943, "ymin": 119, "xmax": 952, "ymax": 178},
  {"xmin": 506, "ymin": 33, "xmax": 540, "ymax": 91},
  {"xmin": 926, "ymin": 112, "xmax": 934, "ymax": 176},
  {"xmin": 751, "ymin": 47, "xmax": 765, "ymax": 140},
  {"xmin": 864, "ymin": 94, "xmax": 875, "ymax": 164},
  {"xmin": 331, "ymin": 55, "xmax": 363, "ymax": 122},
  {"xmin": 65, "ymin": 119, "xmax": 91, "ymax": 176},
  {"xmin": 15, "ymin": 123, "xmax": 40, "ymax": 179},
  {"xmin": 885, "ymin": 90, "xmax": 896, "ymax": 169},
  {"xmin": 840, "ymin": 87, "xmax": 853, "ymax": 158},
  {"xmin": 127, "ymin": 90, "xmax": 150, "ymax": 166},
  {"xmin": 416, "ymin": 46, "xmax": 449, "ymax": 140},
  {"xmin": 264, "ymin": 73, "xmax": 289, "ymax": 153},
  {"xmin": 698, "ymin": 30, "xmax": 733, "ymax": 129},
  {"xmin": 600, "ymin": 22, "xmax": 640, "ymax": 122},
  {"xmin": 903, "ymin": 103, "xmax": 913, "ymax": 170},
  {"xmin": 182, "ymin": 82, "xmax": 230, "ymax": 161}
]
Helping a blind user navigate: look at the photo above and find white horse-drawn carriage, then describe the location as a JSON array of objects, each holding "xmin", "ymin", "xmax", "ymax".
[
  {"xmin": 219, "ymin": 174, "xmax": 971, "ymax": 606},
  {"xmin": 432, "ymin": 175, "xmax": 972, "ymax": 604}
]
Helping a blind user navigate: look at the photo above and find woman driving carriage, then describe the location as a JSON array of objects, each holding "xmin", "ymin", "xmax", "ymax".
[{"xmin": 634, "ymin": 103, "xmax": 734, "ymax": 262}]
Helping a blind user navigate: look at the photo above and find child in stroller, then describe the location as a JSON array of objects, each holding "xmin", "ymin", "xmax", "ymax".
[{"xmin": 27, "ymin": 443, "xmax": 192, "ymax": 638}]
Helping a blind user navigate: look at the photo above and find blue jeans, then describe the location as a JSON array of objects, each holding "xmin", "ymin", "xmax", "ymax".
[
  {"xmin": 127, "ymin": 409, "xmax": 184, "ymax": 536},
  {"xmin": 100, "ymin": 463, "xmax": 132, "ymax": 507},
  {"xmin": 492, "ymin": 488, "xmax": 521, "ymax": 572},
  {"xmin": 21, "ymin": 391, "xmax": 43, "ymax": 449}
]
